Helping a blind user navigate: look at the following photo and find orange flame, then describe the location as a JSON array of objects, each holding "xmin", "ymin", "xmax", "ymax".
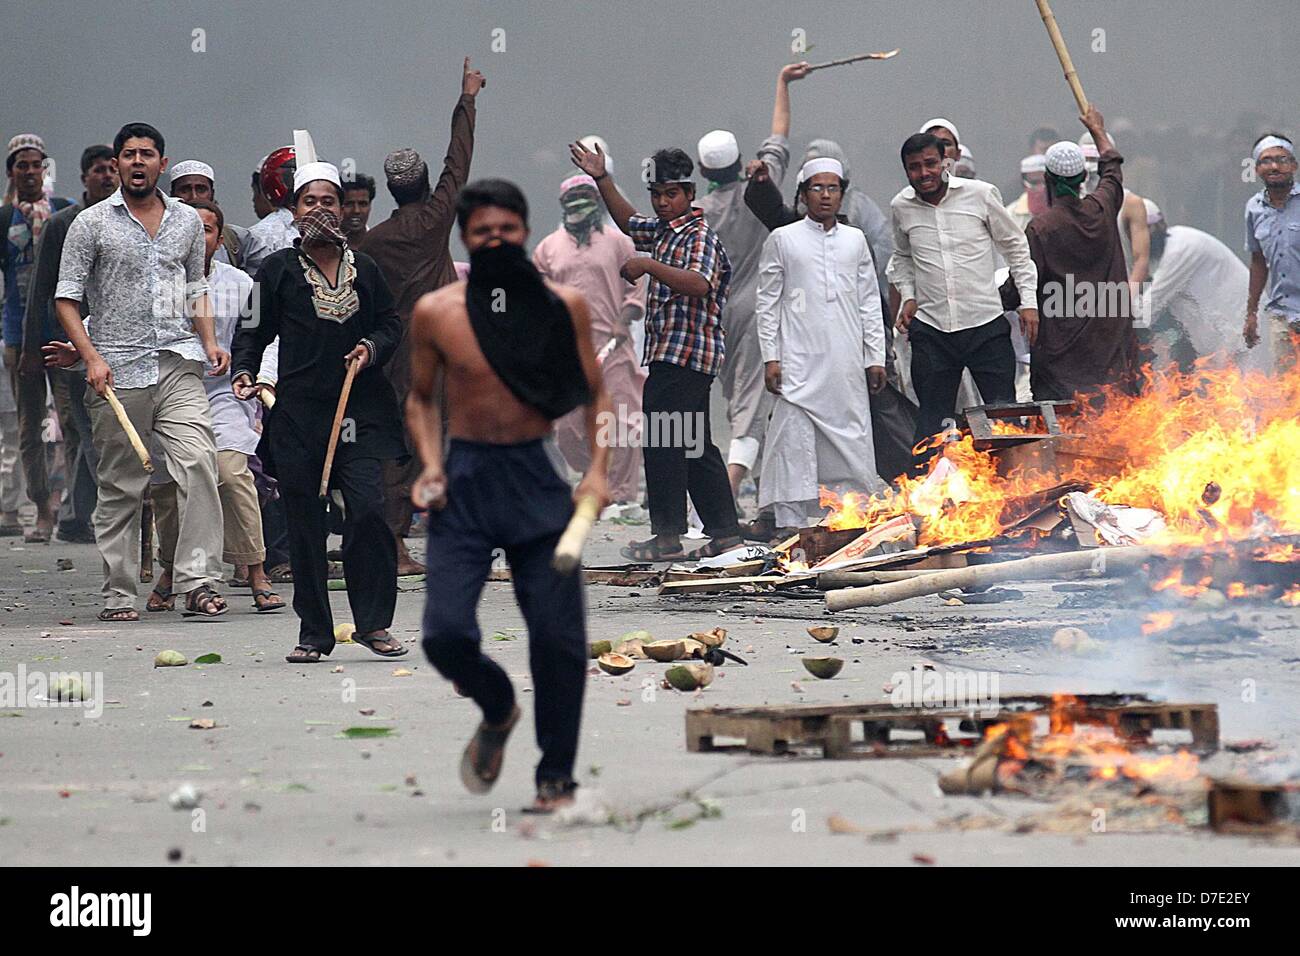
[
  {"xmin": 815, "ymin": 361, "xmax": 1300, "ymax": 549},
  {"xmin": 1141, "ymin": 611, "xmax": 1176, "ymax": 635},
  {"xmin": 1281, "ymin": 585, "xmax": 1300, "ymax": 607}
]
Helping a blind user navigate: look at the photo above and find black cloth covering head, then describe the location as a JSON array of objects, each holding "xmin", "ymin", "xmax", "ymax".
[{"xmin": 465, "ymin": 241, "xmax": 592, "ymax": 419}]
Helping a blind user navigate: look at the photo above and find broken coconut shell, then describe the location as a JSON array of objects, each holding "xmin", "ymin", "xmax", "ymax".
[
  {"xmin": 689, "ymin": 627, "xmax": 727, "ymax": 649},
  {"xmin": 679, "ymin": 638, "xmax": 708, "ymax": 659},
  {"xmin": 613, "ymin": 639, "xmax": 648, "ymax": 660},
  {"xmin": 643, "ymin": 640, "xmax": 686, "ymax": 662},
  {"xmin": 597, "ymin": 653, "xmax": 636, "ymax": 676},
  {"xmin": 802, "ymin": 657, "xmax": 844, "ymax": 679},
  {"xmin": 588, "ymin": 640, "xmax": 613, "ymax": 659},
  {"xmin": 154, "ymin": 650, "xmax": 188, "ymax": 668},
  {"xmin": 664, "ymin": 662, "xmax": 715, "ymax": 691},
  {"xmin": 807, "ymin": 625, "xmax": 839, "ymax": 643}
]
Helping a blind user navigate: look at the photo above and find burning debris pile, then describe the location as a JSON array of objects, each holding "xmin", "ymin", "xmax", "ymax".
[{"xmin": 653, "ymin": 362, "xmax": 1300, "ymax": 608}]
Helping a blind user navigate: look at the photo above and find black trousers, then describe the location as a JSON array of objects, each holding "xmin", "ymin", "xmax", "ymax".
[
  {"xmin": 421, "ymin": 439, "xmax": 587, "ymax": 786},
  {"xmin": 909, "ymin": 315, "xmax": 1016, "ymax": 449},
  {"xmin": 281, "ymin": 455, "xmax": 396, "ymax": 652},
  {"xmin": 642, "ymin": 361, "xmax": 740, "ymax": 538}
]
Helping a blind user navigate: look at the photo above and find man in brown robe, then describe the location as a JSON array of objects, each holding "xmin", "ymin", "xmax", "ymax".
[
  {"xmin": 1024, "ymin": 106, "xmax": 1139, "ymax": 403},
  {"xmin": 359, "ymin": 56, "xmax": 484, "ymax": 575}
]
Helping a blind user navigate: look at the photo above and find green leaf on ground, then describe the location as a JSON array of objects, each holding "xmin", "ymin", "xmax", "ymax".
[
  {"xmin": 666, "ymin": 818, "xmax": 697, "ymax": 830},
  {"xmin": 337, "ymin": 726, "xmax": 395, "ymax": 739},
  {"xmin": 194, "ymin": 653, "xmax": 223, "ymax": 665},
  {"xmin": 491, "ymin": 631, "xmax": 515, "ymax": 642}
]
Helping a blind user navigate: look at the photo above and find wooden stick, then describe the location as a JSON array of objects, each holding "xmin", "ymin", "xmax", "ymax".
[
  {"xmin": 319, "ymin": 357, "xmax": 361, "ymax": 498},
  {"xmin": 103, "ymin": 386, "xmax": 153, "ymax": 473},
  {"xmin": 805, "ymin": 48, "xmax": 900, "ymax": 72},
  {"xmin": 139, "ymin": 488, "xmax": 154, "ymax": 583},
  {"xmin": 816, "ymin": 568, "xmax": 943, "ymax": 591},
  {"xmin": 259, "ymin": 387, "xmax": 276, "ymax": 410},
  {"xmin": 552, "ymin": 495, "xmax": 601, "ymax": 574},
  {"xmin": 825, "ymin": 545, "xmax": 1149, "ymax": 611},
  {"xmin": 1034, "ymin": 0, "xmax": 1089, "ymax": 113}
]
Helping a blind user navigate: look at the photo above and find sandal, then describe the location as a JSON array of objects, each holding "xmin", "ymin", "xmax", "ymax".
[
  {"xmin": 619, "ymin": 537, "xmax": 686, "ymax": 562},
  {"xmin": 23, "ymin": 526, "xmax": 51, "ymax": 544},
  {"xmin": 353, "ymin": 629, "xmax": 408, "ymax": 658},
  {"xmin": 183, "ymin": 585, "xmax": 228, "ymax": 618},
  {"xmin": 0, "ymin": 522, "xmax": 23, "ymax": 538},
  {"xmin": 687, "ymin": 535, "xmax": 744, "ymax": 560},
  {"xmin": 98, "ymin": 607, "xmax": 140, "ymax": 622},
  {"xmin": 522, "ymin": 779, "xmax": 579, "ymax": 815},
  {"xmin": 226, "ymin": 575, "xmax": 251, "ymax": 589},
  {"xmin": 146, "ymin": 582, "xmax": 175, "ymax": 612},
  {"xmin": 267, "ymin": 563, "xmax": 293, "ymax": 584},
  {"xmin": 285, "ymin": 644, "xmax": 323, "ymax": 664},
  {"xmin": 252, "ymin": 588, "xmax": 285, "ymax": 612},
  {"xmin": 459, "ymin": 705, "xmax": 521, "ymax": 794}
]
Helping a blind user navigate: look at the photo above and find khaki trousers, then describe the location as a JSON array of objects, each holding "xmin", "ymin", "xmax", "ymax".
[
  {"xmin": 85, "ymin": 352, "xmax": 223, "ymax": 608},
  {"xmin": 155, "ymin": 450, "xmax": 265, "ymax": 568}
]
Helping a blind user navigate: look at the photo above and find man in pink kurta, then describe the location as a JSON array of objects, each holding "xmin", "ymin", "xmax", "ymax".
[{"xmin": 532, "ymin": 174, "xmax": 646, "ymax": 504}]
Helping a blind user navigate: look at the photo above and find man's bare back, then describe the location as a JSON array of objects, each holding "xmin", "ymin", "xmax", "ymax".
[{"xmin": 410, "ymin": 278, "xmax": 589, "ymax": 443}]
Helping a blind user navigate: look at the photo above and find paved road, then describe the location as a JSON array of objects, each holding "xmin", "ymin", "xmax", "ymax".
[{"xmin": 2, "ymin": 527, "xmax": 1298, "ymax": 866}]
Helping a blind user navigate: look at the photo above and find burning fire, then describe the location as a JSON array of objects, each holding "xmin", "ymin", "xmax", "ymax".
[
  {"xmin": 1281, "ymin": 585, "xmax": 1300, "ymax": 607},
  {"xmin": 1141, "ymin": 611, "xmax": 1176, "ymax": 635},
  {"xmin": 815, "ymin": 362, "xmax": 1300, "ymax": 550},
  {"xmin": 986, "ymin": 694, "xmax": 1199, "ymax": 784}
]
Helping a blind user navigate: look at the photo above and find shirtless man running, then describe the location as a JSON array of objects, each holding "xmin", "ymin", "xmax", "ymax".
[{"xmin": 407, "ymin": 178, "xmax": 611, "ymax": 812}]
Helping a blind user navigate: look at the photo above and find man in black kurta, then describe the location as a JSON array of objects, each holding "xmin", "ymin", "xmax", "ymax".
[
  {"xmin": 1025, "ymin": 106, "xmax": 1140, "ymax": 402},
  {"xmin": 231, "ymin": 189, "xmax": 406, "ymax": 662}
]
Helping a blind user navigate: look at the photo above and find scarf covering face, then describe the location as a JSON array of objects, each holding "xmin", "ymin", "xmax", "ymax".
[
  {"xmin": 296, "ymin": 206, "xmax": 348, "ymax": 246},
  {"xmin": 295, "ymin": 207, "xmax": 359, "ymax": 323},
  {"xmin": 465, "ymin": 241, "xmax": 592, "ymax": 419},
  {"xmin": 561, "ymin": 189, "xmax": 602, "ymax": 246}
]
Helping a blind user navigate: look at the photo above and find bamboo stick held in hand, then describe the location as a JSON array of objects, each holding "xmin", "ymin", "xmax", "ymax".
[
  {"xmin": 552, "ymin": 495, "xmax": 601, "ymax": 574},
  {"xmin": 319, "ymin": 356, "xmax": 361, "ymax": 498},
  {"xmin": 1034, "ymin": 0, "xmax": 1089, "ymax": 113},
  {"xmin": 103, "ymin": 386, "xmax": 154, "ymax": 473}
]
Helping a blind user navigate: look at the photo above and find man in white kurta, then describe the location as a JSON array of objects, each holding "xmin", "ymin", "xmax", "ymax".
[
  {"xmin": 1140, "ymin": 209, "xmax": 1268, "ymax": 372},
  {"xmin": 756, "ymin": 158, "xmax": 887, "ymax": 531}
]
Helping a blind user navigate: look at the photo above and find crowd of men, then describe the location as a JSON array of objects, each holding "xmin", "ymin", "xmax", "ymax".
[{"xmin": 3, "ymin": 57, "xmax": 1296, "ymax": 809}]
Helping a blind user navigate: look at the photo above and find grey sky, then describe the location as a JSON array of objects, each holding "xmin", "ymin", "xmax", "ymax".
[{"xmin": 6, "ymin": 0, "xmax": 1293, "ymax": 252}]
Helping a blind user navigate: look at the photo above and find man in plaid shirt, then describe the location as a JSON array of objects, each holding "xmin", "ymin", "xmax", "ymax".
[{"xmin": 570, "ymin": 143, "xmax": 742, "ymax": 560}]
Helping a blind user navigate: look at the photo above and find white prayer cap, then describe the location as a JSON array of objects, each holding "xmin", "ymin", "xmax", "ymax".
[
  {"xmin": 1044, "ymin": 141, "xmax": 1086, "ymax": 177},
  {"xmin": 1143, "ymin": 198, "xmax": 1163, "ymax": 224},
  {"xmin": 797, "ymin": 157, "xmax": 844, "ymax": 184},
  {"xmin": 919, "ymin": 117, "xmax": 961, "ymax": 143},
  {"xmin": 293, "ymin": 161, "xmax": 341, "ymax": 194},
  {"xmin": 170, "ymin": 160, "xmax": 215, "ymax": 183},
  {"xmin": 1020, "ymin": 154, "xmax": 1047, "ymax": 174},
  {"xmin": 697, "ymin": 130, "xmax": 740, "ymax": 169}
]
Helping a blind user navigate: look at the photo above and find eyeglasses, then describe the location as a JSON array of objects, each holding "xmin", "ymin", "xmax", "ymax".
[
  {"xmin": 1258, "ymin": 156, "xmax": 1295, "ymax": 167},
  {"xmin": 805, "ymin": 183, "xmax": 843, "ymax": 195}
]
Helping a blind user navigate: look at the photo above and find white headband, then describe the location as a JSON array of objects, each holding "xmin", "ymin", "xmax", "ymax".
[
  {"xmin": 1253, "ymin": 136, "xmax": 1295, "ymax": 164},
  {"xmin": 797, "ymin": 157, "xmax": 844, "ymax": 184}
]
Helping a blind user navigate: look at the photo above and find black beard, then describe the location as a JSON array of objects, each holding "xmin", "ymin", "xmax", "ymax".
[{"xmin": 122, "ymin": 178, "xmax": 154, "ymax": 198}]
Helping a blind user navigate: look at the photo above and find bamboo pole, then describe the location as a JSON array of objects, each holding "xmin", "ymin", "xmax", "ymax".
[
  {"xmin": 1034, "ymin": 0, "xmax": 1089, "ymax": 113},
  {"xmin": 103, "ymin": 386, "xmax": 153, "ymax": 473},
  {"xmin": 825, "ymin": 546, "xmax": 1149, "ymax": 611},
  {"xmin": 551, "ymin": 495, "xmax": 601, "ymax": 574},
  {"xmin": 319, "ymin": 356, "xmax": 361, "ymax": 498}
]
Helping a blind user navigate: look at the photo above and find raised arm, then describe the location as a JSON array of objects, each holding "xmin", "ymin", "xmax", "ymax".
[
  {"xmin": 772, "ymin": 62, "xmax": 810, "ymax": 140},
  {"xmin": 570, "ymin": 141, "xmax": 637, "ymax": 233},
  {"xmin": 423, "ymin": 58, "xmax": 483, "ymax": 234}
]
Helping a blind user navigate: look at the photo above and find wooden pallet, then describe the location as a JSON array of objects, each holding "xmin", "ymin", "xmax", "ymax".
[{"xmin": 684, "ymin": 694, "xmax": 1218, "ymax": 760}]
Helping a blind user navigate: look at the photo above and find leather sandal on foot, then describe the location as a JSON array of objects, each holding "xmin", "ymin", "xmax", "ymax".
[
  {"xmin": 619, "ymin": 537, "xmax": 686, "ymax": 562},
  {"xmin": 98, "ymin": 607, "xmax": 140, "ymax": 622},
  {"xmin": 459, "ymin": 705, "xmax": 521, "ymax": 794},
  {"xmin": 353, "ymin": 630, "xmax": 408, "ymax": 657},
  {"xmin": 183, "ymin": 585, "xmax": 228, "ymax": 618},
  {"xmin": 252, "ymin": 588, "xmax": 285, "ymax": 612},
  {"xmin": 285, "ymin": 644, "xmax": 323, "ymax": 664},
  {"xmin": 146, "ymin": 582, "xmax": 175, "ymax": 612}
]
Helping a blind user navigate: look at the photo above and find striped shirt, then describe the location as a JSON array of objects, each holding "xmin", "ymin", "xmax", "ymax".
[{"xmin": 627, "ymin": 208, "xmax": 730, "ymax": 376}]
